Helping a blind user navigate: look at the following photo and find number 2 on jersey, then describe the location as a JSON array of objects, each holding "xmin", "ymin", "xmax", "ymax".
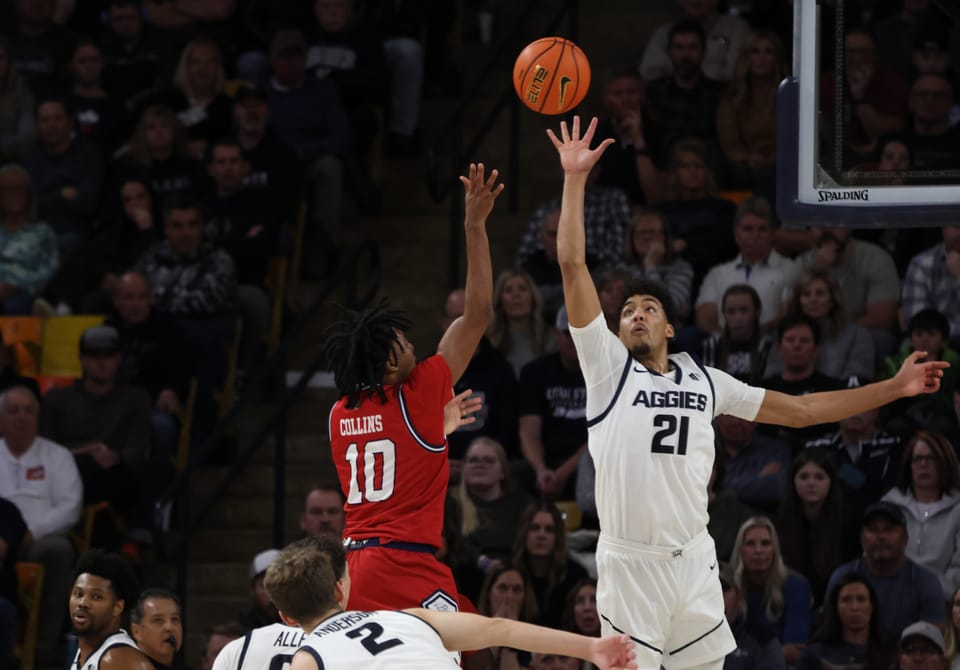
[
  {"xmin": 651, "ymin": 414, "xmax": 689, "ymax": 455},
  {"xmin": 346, "ymin": 623, "xmax": 404, "ymax": 655},
  {"xmin": 345, "ymin": 439, "xmax": 396, "ymax": 503}
]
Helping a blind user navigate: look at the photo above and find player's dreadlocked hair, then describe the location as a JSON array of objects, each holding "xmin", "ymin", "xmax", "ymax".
[{"xmin": 324, "ymin": 300, "xmax": 413, "ymax": 408}]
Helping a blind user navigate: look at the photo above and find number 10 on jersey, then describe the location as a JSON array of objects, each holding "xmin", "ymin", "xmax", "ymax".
[{"xmin": 345, "ymin": 439, "xmax": 397, "ymax": 503}]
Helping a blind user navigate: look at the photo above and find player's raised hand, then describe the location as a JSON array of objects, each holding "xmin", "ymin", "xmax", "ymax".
[
  {"xmin": 460, "ymin": 163, "xmax": 505, "ymax": 225},
  {"xmin": 546, "ymin": 116, "xmax": 615, "ymax": 176},
  {"xmin": 443, "ymin": 389, "xmax": 484, "ymax": 436},
  {"xmin": 894, "ymin": 350, "xmax": 950, "ymax": 397},
  {"xmin": 589, "ymin": 634, "xmax": 638, "ymax": 670}
]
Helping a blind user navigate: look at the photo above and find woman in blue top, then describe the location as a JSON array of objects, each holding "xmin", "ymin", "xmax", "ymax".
[
  {"xmin": 731, "ymin": 515, "xmax": 813, "ymax": 666},
  {"xmin": 796, "ymin": 572, "xmax": 893, "ymax": 670}
]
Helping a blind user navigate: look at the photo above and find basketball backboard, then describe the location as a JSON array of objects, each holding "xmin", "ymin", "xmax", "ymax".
[{"xmin": 777, "ymin": 0, "xmax": 960, "ymax": 227}]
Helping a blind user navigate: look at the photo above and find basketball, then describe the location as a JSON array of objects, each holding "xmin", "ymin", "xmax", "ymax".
[{"xmin": 513, "ymin": 37, "xmax": 591, "ymax": 115}]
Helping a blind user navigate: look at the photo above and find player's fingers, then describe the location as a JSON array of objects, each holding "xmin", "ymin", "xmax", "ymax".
[
  {"xmin": 905, "ymin": 350, "xmax": 926, "ymax": 365},
  {"xmin": 485, "ymin": 168, "xmax": 500, "ymax": 189},
  {"xmin": 572, "ymin": 114, "xmax": 581, "ymax": 140},
  {"xmin": 545, "ymin": 128, "xmax": 561, "ymax": 147},
  {"xmin": 475, "ymin": 162, "xmax": 485, "ymax": 184},
  {"xmin": 492, "ymin": 183, "xmax": 506, "ymax": 197},
  {"xmin": 582, "ymin": 115, "xmax": 598, "ymax": 142},
  {"xmin": 560, "ymin": 120, "xmax": 570, "ymax": 142}
]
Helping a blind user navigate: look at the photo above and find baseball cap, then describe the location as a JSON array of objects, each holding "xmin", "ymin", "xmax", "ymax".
[
  {"xmin": 271, "ymin": 30, "xmax": 306, "ymax": 56},
  {"xmin": 555, "ymin": 305, "xmax": 570, "ymax": 332},
  {"xmin": 900, "ymin": 621, "xmax": 945, "ymax": 654},
  {"xmin": 249, "ymin": 549, "xmax": 280, "ymax": 579},
  {"xmin": 79, "ymin": 325, "xmax": 121, "ymax": 355},
  {"xmin": 862, "ymin": 501, "xmax": 906, "ymax": 529},
  {"xmin": 234, "ymin": 83, "xmax": 268, "ymax": 104}
]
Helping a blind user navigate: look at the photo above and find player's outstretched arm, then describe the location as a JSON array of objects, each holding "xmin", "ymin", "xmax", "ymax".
[
  {"xmin": 546, "ymin": 115, "xmax": 614, "ymax": 329},
  {"xmin": 409, "ymin": 609, "xmax": 637, "ymax": 670},
  {"xmin": 755, "ymin": 350, "xmax": 949, "ymax": 427},
  {"xmin": 438, "ymin": 163, "xmax": 503, "ymax": 383}
]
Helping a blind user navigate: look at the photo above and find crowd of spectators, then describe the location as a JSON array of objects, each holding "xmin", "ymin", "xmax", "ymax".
[{"xmin": 2, "ymin": 0, "xmax": 960, "ymax": 668}]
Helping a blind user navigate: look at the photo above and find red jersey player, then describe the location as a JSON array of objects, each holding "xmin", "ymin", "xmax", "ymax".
[{"xmin": 325, "ymin": 163, "xmax": 503, "ymax": 612}]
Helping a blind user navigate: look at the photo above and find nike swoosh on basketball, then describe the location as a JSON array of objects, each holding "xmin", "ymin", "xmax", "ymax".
[{"xmin": 558, "ymin": 76, "xmax": 572, "ymax": 108}]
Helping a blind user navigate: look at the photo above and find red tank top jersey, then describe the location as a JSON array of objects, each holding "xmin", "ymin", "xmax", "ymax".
[{"xmin": 329, "ymin": 354, "xmax": 453, "ymax": 547}]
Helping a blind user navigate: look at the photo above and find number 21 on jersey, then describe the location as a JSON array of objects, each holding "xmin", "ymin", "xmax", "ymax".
[{"xmin": 345, "ymin": 439, "xmax": 397, "ymax": 503}]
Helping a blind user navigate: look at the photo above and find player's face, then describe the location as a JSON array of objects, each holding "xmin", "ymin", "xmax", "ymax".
[
  {"xmin": 740, "ymin": 526, "xmax": 775, "ymax": 575},
  {"xmin": 132, "ymin": 597, "xmax": 183, "ymax": 666},
  {"xmin": 619, "ymin": 295, "xmax": 674, "ymax": 359},
  {"xmin": 722, "ymin": 293, "xmax": 757, "ymax": 342},
  {"xmin": 794, "ymin": 461, "xmax": 830, "ymax": 506},
  {"xmin": 798, "ymin": 278, "xmax": 832, "ymax": 321},
  {"xmin": 500, "ymin": 276, "xmax": 534, "ymax": 319},
  {"xmin": 70, "ymin": 573, "xmax": 123, "ymax": 638},
  {"xmin": 525, "ymin": 511, "xmax": 558, "ymax": 557},
  {"xmin": 733, "ymin": 213, "xmax": 773, "ymax": 264},
  {"xmin": 836, "ymin": 582, "xmax": 872, "ymax": 634},
  {"xmin": 463, "ymin": 443, "xmax": 503, "ymax": 490},
  {"xmin": 572, "ymin": 584, "xmax": 599, "ymax": 635},
  {"xmin": 910, "ymin": 440, "xmax": 941, "ymax": 491},
  {"xmin": 489, "ymin": 569, "xmax": 525, "ymax": 618},
  {"xmin": 300, "ymin": 489, "xmax": 345, "ymax": 538},
  {"xmin": 861, "ymin": 517, "xmax": 907, "ymax": 563}
]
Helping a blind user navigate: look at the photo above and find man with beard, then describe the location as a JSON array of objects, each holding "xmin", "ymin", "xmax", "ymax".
[
  {"xmin": 824, "ymin": 501, "xmax": 944, "ymax": 639},
  {"xmin": 131, "ymin": 589, "xmax": 184, "ymax": 669},
  {"xmin": 798, "ymin": 227, "xmax": 900, "ymax": 355},
  {"xmin": 70, "ymin": 549, "xmax": 153, "ymax": 669}
]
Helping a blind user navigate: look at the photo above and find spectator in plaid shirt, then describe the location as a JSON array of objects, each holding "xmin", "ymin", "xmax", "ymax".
[
  {"xmin": 515, "ymin": 180, "xmax": 629, "ymax": 272},
  {"xmin": 902, "ymin": 225, "xmax": 960, "ymax": 349}
]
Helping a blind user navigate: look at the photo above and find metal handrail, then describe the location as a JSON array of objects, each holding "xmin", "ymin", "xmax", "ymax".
[
  {"xmin": 155, "ymin": 240, "xmax": 382, "ymax": 607},
  {"xmin": 423, "ymin": 0, "xmax": 580, "ymax": 287}
]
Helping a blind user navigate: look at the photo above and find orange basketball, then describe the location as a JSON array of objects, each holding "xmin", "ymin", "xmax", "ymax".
[{"xmin": 513, "ymin": 37, "xmax": 591, "ymax": 115}]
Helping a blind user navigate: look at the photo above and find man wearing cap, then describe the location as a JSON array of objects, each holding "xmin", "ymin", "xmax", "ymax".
[
  {"xmin": 898, "ymin": 621, "xmax": 949, "ymax": 670},
  {"xmin": 237, "ymin": 549, "xmax": 283, "ymax": 630},
  {"xmin": 232, "ymin": 83, "xmax": 301, "ymax": 226},
  {"xmin": 825, "ymin": 501, "xmax": 944, "ymax": 639},
  {"xmin": 39, "ymin": 325, "xmax": 153, "ymax": 525},
  {"xmin": 518, "ymin": 305, "xmax": 588, "ymax": 500},
  {"xmin": 0, "ymin": 385, "xmax": 82, "ymax": 665}
]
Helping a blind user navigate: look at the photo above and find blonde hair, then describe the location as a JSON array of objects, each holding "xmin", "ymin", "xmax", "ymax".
[
  {"xmin": 453, "ymin": 437, "xmax": 510, "ymax": 536},
  {"xmin": 730, "ymin": 516, "xmax": 790, "ymax": 622},
  {"xmin": 725, "ymin": 31, "xmax": 789, "ymax": 113},
  {"xmin": 487, "ymin": 269, "xmax": 549, "ymax": 355},
  {"xmin": 173, "ymin": 38, "xmax": 225, "ymax": 99}
]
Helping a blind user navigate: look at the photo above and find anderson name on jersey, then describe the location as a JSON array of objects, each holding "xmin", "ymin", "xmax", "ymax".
[
  {"xmin": 212, "ymin": 623, "xmax": 307, "ymax": 670},
  {"xmin": 569, "ymin": 314, "xmax": 765, "ymax": 547},
  {"xmin": 298, "ymin": 609, "xmax": 459, "ymax": 669}
]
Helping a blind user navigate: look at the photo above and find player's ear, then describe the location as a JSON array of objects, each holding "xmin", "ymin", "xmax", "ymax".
[
  {"xmin": 333, "ymin": 578, "xmax": 348, "ymax": 608},
  {"xmin": 666, "ymin": 323, "xmax": 675, "ymax": 339},
  {"xmin": 278, "ymin": 610, "xmax": 299, "ymax": 628}
]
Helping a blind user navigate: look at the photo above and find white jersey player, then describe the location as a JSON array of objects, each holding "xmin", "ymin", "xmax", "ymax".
[
  {"xmin": 547, "ymin": 115, "xmax": 948, "ymax": 670},
  {"xmin": 261, "ymin": 537, "xmax": 638, "ymax": 670},
  {"xmin": 73, "ymin": 630, "xmax": 140, "ymax": 670},
  {"xmin": 212, "ymin": 623, "xmax": 306, "ymax": 670}
]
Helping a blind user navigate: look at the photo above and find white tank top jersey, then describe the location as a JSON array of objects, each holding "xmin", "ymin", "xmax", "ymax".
[
  {"xmin": 297, "ymin": 610, "xmax": 459, "ymax": 669},
  {"xmin": 72, "ymin": 630, "xmax": 139, "ymax": 669},
  {"xmin": 212, "ymin": 623, "xmax": 307, "ymax": 670},
  {"xmin": 570, "ymin": 315, "xmax": 765, "ymax": 547}
]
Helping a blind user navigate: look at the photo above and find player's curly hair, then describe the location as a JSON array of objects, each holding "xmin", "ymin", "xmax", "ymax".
[
  {"xmin": 324, "ymin": 300, "xmax": 413, "ymax": 408},
  {"xmin": 620, "ymin": 278, "xmax": 676, "ymax": 328},
  {"xmin": 73, "ymin": 549, "xmax": 140, "ymax": 608}
]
